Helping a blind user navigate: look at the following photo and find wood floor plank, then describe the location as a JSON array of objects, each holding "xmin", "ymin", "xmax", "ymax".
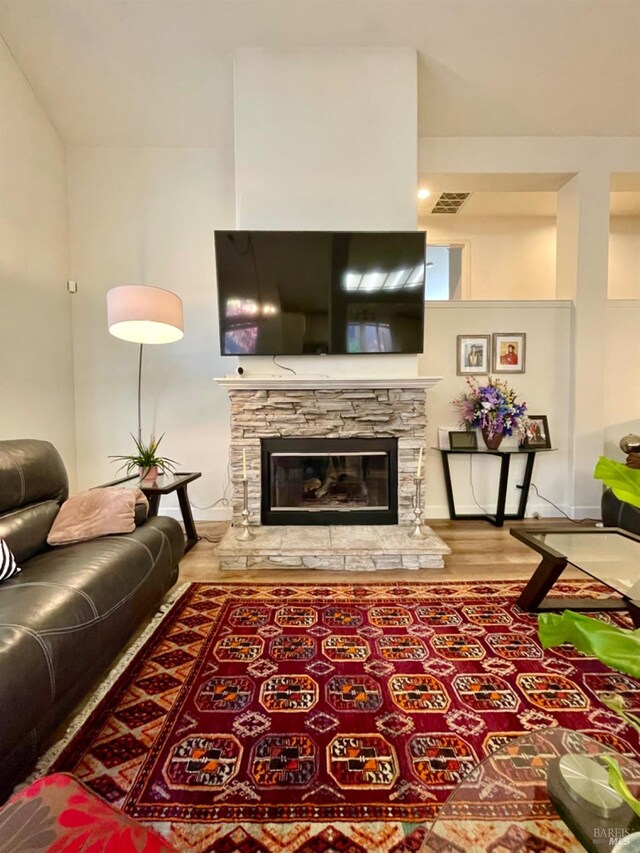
[{"xmin": 177, "ymin": 519, "xmax": 592, "ymax": 584}]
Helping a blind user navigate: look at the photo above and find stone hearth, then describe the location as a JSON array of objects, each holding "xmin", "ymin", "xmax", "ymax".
[
  {"xmin": 215, "ymin": 376, "xmax": 450, "ymax": 570},
  {"xmin": 217, "ymin": 524, "xmax": 450, "ymax": 571}
]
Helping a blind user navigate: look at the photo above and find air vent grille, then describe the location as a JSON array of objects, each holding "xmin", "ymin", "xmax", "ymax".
[{"xmin": 431, "ymin": 192, "xmax": 470, "ymax": 214}]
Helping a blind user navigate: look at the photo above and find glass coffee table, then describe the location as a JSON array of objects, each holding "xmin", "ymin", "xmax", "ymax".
[
  {"xmin": 422, "ymin": 728, "xmax": 640, "ymax": 852},
  {"xmin": 511, "ymin": 527, "xmax": 640, "ymax": 628}
]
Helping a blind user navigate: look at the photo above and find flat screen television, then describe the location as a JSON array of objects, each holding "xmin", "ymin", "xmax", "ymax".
[{"xmin": 215, "ymin": 230, "xmax": 425, "ymax": 356}]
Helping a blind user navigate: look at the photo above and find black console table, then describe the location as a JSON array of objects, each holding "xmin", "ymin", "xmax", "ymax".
[{"xmin": 436, "ymin": 447, "xmax": 556, "ymax": 528}]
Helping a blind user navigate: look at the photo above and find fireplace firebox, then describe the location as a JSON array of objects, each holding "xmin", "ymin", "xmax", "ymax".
[{"xmin": 261, "ymin": 437, "xmax": 398, "ymax": 525}]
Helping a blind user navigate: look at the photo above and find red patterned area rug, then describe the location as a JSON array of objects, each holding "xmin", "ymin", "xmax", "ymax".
[{"xmin": 48, "ymin": 580, "xmax": 640, "ymax": 852}]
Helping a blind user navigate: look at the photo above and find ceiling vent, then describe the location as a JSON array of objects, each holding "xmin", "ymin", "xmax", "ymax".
[{"xmin": 431, "ymin": 192, "xmax": 470, "ymax": 214}]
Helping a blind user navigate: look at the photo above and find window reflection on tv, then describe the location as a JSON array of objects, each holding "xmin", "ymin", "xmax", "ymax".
[
  {"xmin": 224, "ymin": 326, "xmax": 259, "ymax": 355},
  {"xmin": 347, "ymin": 323, "xmax": 393, "ymax": 353},
  {"xmin": 215, "ymin": 231, "xmax": 425, "ymax": 355}
]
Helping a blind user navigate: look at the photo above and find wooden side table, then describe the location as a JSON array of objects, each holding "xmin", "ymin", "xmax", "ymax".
[{"xmin": 138, "ymin": 472, "xmax": 202, "ymax": 552}]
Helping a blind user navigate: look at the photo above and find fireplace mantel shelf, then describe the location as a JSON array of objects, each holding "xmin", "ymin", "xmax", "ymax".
[{"xmin": 215, "ymin": 375, "xmax": 442, "ymax": 391}]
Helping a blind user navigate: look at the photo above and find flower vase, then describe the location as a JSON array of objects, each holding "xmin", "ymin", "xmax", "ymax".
[{"xmin": 482, "ymin": 428, "xmax": 504, "ymax": 450}]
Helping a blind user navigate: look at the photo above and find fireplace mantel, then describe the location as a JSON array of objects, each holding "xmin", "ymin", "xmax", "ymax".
[{"xmin": 215, "ymin": 376, "xmax": 442, "ymax": 391}]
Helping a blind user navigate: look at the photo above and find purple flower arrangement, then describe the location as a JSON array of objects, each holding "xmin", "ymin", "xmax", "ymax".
[{"xmin": 453, "ymin": 377, "xmax": 528, "ymax": 438}]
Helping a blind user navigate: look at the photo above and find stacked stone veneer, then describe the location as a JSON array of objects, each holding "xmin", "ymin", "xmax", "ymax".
[{"xmin": 229, "ymin": 387, "xmax": 427, "ymax": 526}]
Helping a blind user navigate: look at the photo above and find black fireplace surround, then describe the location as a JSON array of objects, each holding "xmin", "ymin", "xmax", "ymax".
[{"xmin": 261, "ymin": 437, "xmax": 398, "ymax": 525}]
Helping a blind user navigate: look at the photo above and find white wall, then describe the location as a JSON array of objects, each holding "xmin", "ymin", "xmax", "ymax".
[
  {"xmin": 424, "ymin": 215, "xmax": 557, "ymax": 300},
  {"xmin": 420, "ymin": 301, "xmax": 572, "ymax": 517},
  {"xmin": 233, "ymin": 48, "xmax": 419, "ymax": 380},
  {"xmin": 604, "ymin": 300, "xmax": 640, "ymax": 459},
  {"xmin": 609, "ymin": 217, "xmax": 640, "ymax": 299},
  {"xmin": 67, "ymin": 147, "xmax": 235, "ymax": 516},
  {"xmin": 0, "ymin": 37, "xmax": 77, "ymax": 482},
  {"xmin": 424, "ymin": 213, "xmax": 640, "ymax": 302}
]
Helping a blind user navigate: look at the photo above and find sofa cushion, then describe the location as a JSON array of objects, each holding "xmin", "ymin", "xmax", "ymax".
[
  {"xmin": 0, "ymin": 501, "xmax": 59, "ymax": 564},
  {"xmin": 0, "ymin": 440, "xmax": 67, "ymax": 514}
]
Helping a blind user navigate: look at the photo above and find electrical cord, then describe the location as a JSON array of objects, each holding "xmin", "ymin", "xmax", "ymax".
[
  {"xmin": 188, "ymin": 460, "xmax": 233, "ymax": 510},
  {"xmin": 272, "ymin": 355, "xmax": 297, "ymax": 374},
  {"xmin": 469, "ymin": 455, "xmax": 491, "ymax": 515},
  {"xmin": 528, "ymin": 482, "xmax": 600, "ymax": 524},
  {"xmin": 469, "ymin": 460, "xmax": 599, "ymax": 524}
]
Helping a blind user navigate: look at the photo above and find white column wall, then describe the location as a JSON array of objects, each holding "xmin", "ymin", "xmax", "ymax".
[
  {"xmin": 556, "ymin": 172, "xmax": 610, "ymax": 515},
  {"xmin": 0, "ymin": 38, "xmax": 77, "ymax": 483},
  {"xmin": 233, "ymin": 47, "xmax": 419, "ymax": 379}
]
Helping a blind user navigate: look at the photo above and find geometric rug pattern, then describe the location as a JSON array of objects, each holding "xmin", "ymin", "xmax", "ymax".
[{"xmin": 50, "ymin": 581, "xmax": 640, "ymax": 852}]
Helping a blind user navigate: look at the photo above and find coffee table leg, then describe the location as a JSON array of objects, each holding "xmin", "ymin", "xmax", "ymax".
[
  {"xmin": 516, "ymin": 555, "xmax": 568, "ymax": 611},
  {"xmin": 628, "ymin": 600, "xmax": 640, "ymax": 629},
  {"xmin": 177, "ymin": 485, "xmax": 199, "ymax": 553}
]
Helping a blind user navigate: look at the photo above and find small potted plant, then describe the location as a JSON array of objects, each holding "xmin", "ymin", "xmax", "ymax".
[
  {"xmin": 110, "ymin": 434, "xmax": 178, "ymax": 483},
  {"xmin": 452, "ymin": 376, "xmax": 528, "ymax": 450}
]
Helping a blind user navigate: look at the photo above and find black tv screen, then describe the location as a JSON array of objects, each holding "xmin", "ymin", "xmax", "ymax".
[{"xmin": 215, "ymin": 231, "xmax": 425, "ymax": 356}]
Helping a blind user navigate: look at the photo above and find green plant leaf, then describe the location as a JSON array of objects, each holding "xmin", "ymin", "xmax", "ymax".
[
  {"xmin": 538, "ymin": 611, "xmax": 640, "ymax": 678},
  {"xmin": 602, "ymin": 756, "xmax": 640, "ymax": 818},
  {"xmin": 594, "ymin": 456, "xmax": 640, "ymax": 508},
  {"xmin": 109, "ymin": 434, "xmax": 178, "ymax": 472},
  {"xmin": 601, "ymin": 695, "xmax": 640, "ymax": 737}
]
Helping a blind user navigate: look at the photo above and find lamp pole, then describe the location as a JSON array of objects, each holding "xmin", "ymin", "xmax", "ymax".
[{"xmin": 137, "ymin": 343, "xmax": 144, "ymax": 443}]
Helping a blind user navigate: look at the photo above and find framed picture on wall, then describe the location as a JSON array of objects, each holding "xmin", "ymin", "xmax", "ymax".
[
  {"xmin": 523, "ymin": 415, "xmax": 551, "ymax": 449},
  {"xmin": 492, "ymin": 332, "xmax": 526, "ymax": 373},
  {"xmin": 456, "ymin": 335, "xmax": 491, "ymax": 375}
]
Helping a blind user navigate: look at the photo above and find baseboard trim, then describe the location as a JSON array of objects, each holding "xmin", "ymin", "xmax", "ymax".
[
  {"xmin": 158, "ymin": 505, "xmax": 600, "ymax": 524},
  {"xmin": 425, "ymin": 502, "xmax": 580, "ymax": 520},
  {"xmin": 158, "ymin": 507, "xmax": 232, "ymax": 523}
]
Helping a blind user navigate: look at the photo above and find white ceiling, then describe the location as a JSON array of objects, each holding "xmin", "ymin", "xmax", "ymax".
[
  {"xmin": 1, "ymin": 0, "xmax": 639, "ymax": 147},
  {"xmin": 419, "ymin": 191, "xmax": 640, "ymax": 218}
]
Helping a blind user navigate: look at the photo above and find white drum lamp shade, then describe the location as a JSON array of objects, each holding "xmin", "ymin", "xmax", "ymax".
[{"xmin": 107, "ymin": 285, "xmax": 184, "ymax": 344}]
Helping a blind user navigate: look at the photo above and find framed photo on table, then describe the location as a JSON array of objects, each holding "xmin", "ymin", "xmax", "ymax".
[
  {"xmin": 449, "ymin": 430, "xmax": 478, "ymax": 450},
  {"xmin": 457, "ymin": 335, "xmax": 491, "ymax": 375},
  {"xmin": 493, "ymin": 332, "xmax": 526, "ymax": 373},
  {"xmin": 524, "ymin": 415, "xmax": 551, "ymax": 449}
]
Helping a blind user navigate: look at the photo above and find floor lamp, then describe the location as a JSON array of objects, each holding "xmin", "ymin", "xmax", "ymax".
[{"xmin": 107, "ymin": 285, "xmax": 184, "ymax": 442}]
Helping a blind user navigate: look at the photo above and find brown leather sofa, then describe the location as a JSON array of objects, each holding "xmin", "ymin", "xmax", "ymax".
[
  {"xmin": 0, "ymin": 439, "xmax": 184, "ymax": 801},
  {"xmin": 602, "ymin": 487, "xmax": 640, "ymax": 535}
]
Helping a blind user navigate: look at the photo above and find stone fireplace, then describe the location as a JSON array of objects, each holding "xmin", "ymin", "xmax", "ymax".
[{"xmin": 215, "ymin": 376, "xmax": 450, "ymax": 570}]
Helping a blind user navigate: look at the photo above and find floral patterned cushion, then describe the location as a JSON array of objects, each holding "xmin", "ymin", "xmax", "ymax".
[{"xmin": 0, "ymin": 773, "xmax": 177, "ymax": 852}]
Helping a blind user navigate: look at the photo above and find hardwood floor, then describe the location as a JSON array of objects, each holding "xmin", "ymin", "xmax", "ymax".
[{"xmin": 178, "ymin": 519, "xmax": 588, "ymax": 584}]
